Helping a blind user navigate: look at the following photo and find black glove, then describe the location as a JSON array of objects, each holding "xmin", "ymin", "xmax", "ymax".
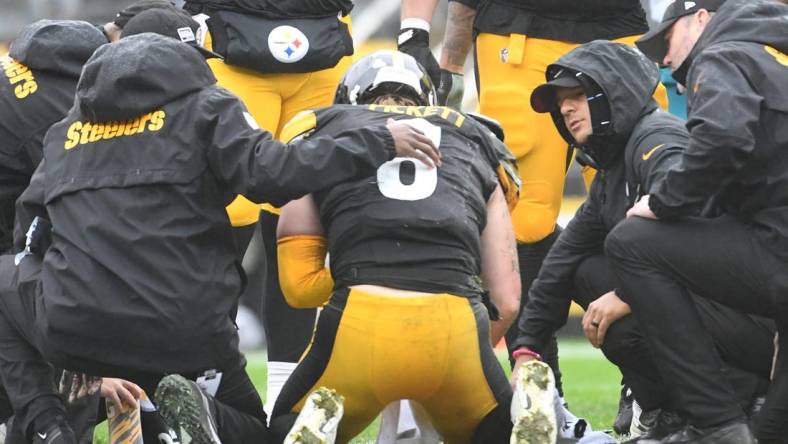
[
  {"xmin": 58, "ymin": 370, "xmax": 101, "ymax": 404},
  {"xmin": 398, "ymin": 27, "xmax": 441, "ymax": 89},
  {"xmin": 437, "ymin": 69, "xmax": 465, "ymax": 108}
]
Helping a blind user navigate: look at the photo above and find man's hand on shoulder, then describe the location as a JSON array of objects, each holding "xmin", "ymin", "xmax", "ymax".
[{"xmin": 386, "ymin": 118, "xmax": 442, "ymax": 168}]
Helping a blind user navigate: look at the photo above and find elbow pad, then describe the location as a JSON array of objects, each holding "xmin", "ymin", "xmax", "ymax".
[{"xmin": 277, "ymin": 235, "xmax": 334, "ymax": 308}]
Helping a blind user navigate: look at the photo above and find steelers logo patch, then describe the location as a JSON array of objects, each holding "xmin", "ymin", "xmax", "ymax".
[{"xmin": 268, "ymin": 26, "xmax": 309, "ymax": 63}]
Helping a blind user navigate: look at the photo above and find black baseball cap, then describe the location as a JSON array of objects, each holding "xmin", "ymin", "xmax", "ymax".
[
  {"xmin": 114, "ymin": 0, "xmax": 176, "ymax": 28},
  {"xmin": 530, "ymin": 67, "xmax": 582, "ymax": 113},
  {"xmin": 636, "ymin": 0, "xmax": 726, "ymax": 63},
  {"xmin": 121, "ymin": 8, "xmax": 222, "ymax": 59}
]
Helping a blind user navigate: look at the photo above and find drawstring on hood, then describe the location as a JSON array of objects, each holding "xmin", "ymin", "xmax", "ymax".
[
  {"xmin": 77, "ymin": 33, "xmax": 217, "ymax": 122},
  {"xmin": 9, "ymin": 20, "xmax": 107, "ymax": 78},
  {"xmin": 546, "ymin": 41, "xmax": 660, "ymax": 169}
]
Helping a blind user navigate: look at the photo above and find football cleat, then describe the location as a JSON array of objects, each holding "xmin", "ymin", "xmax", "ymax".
[
  {"xmin": 511, "ymin": 361, "xmax": 557, "ymax": 444},
  {"xmin": 624, "ymin": 410, "xmax": 684, "ymax": 443},
  {"xmin": 155, "ymin": 375, "xmax": 220, "ymax": 444},
  {"xmin": 284, "ymin": 387, "xmax": 344, "ymax": 444},
  {"xmin": 629, "ymin": 402, "xmax": 660, "ymax": 438}
]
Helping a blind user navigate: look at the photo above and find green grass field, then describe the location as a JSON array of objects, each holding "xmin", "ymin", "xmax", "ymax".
[{"xmin": 93, "ymin": 338, "xmax": 621, "ymax": 443}]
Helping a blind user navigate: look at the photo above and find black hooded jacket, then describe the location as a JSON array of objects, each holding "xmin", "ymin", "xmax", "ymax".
[
  {"xmin": 0, "ymin": 20, "xmax": 106, "ymax": 253},
  {"xmin": 649, "ymin": 0, "xmax": 788, "ymax": 260},
  {"xmin": 36, "ymin": 34, "xmax": 396, "ymax": 374},
  {"xmin": 512, "ymin": 41, "xmax": 688, "ymax": 354}
]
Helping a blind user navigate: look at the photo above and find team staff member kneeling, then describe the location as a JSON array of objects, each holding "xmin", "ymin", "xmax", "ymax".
[
  {"xmin": 606, "ymin": 0, "xmax": 788, "ymax": 441},
  {"xmin": 0, "ymin": 26, "xmax": 438, "ymax": 444},
  {"xmin": 510, "ymin": 40, "xmax": 776, "ymax": 439}
]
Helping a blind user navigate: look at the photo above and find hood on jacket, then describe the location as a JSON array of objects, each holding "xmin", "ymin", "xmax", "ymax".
[
  {"xmin": 9, "ymin": 20, "xmax": 107, "ymax": 78},
  {"xmin": 541, "ymin": 40, "xmax": 660, "ymax": 168},
  {"xmin": 674, "ymin": 0, "xmax": 788, "ymax": 85},
  {"xmin": 77, "ymin": 33, "xmax": 217, "ymax": 122}
]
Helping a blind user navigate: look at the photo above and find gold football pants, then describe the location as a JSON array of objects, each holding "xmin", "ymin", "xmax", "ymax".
[{"xmin": 271, "ymin": 287, "xmax": 512, "ymax": 444}]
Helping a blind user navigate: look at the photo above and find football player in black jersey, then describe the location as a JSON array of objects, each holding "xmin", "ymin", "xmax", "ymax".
[{"xmin": 268, "ymin": 50, "xmax": 556, "ymax": 444}]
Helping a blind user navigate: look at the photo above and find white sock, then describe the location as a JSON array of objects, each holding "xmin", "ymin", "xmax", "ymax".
[
  {"xmin": 264, "ymin": 361, "xmax": 298, "ymax": 424},
  {"xmin": 377, "ymin": 402, "xmax": 401, "ymax": 443}
]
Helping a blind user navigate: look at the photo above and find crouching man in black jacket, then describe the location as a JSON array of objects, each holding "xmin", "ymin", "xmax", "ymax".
[
  {"xmin": 607, "ymin": 0, "xmax": 788, "ymax": 442},
  {"xmin": 0, "ymin": 12, "xmax": 439, "ymax": 444},
  {"xmin": 508, "ymin": 40, "xmax": 775, "ymax": 440}
]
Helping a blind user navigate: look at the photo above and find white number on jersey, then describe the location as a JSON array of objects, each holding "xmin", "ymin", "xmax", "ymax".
[{"xmin": 376, "ymin": 118, "xmax": 441, "ymax": 201}]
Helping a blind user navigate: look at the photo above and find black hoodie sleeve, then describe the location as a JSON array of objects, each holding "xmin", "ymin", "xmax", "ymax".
[
  {"xmin": 650, "ymin": 49, "xmax": 762, "ymax": 219},
  {"xmin": 633, "ymin": 132, "xmax": 686, "ymax": 195},
  {"xmin": 201, "ymin": 89, "xmax": 396, "ymax": 208},
  {"xmin": 511, "ymin": 196, "xmax": 608, "ymax": 354}
]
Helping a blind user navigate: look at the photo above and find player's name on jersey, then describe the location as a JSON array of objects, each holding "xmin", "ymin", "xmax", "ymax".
[
  {"xmin": 0, "ymin": 55, "xmax": 38, "ymax": 99},
  {"xmin": 366, "ymin": 104, "xmax": 466, "ymax": 128},
  {"xmin": 64, "ymin": 110, "xmax": 166, "ymax": 150}
]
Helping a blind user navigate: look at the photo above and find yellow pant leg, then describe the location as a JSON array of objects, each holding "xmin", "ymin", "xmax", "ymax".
[
  {"xmin": 276, "ymin": 15, "xmax": 353, "ymax": 136},
  {"xmin": 476, "ymin": 34, "xmax": 579, "ymax": 244}
]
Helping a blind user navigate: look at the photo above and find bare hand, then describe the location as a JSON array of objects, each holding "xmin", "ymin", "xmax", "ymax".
[
  {"xmin": 101, "ymin": 378, "xmax": 143, "ymax": 412},
  {"xmin": 386, "ymin": 118, "xmax": 442, "ymax": 168},
  {"xmin": 509, "ymin": 355, "xmax": 537, "ymax": 389},
  {"xmin": 626, "ymin": 195, "xmax": 657, "ymax": 219},
  {"xmin": 582, "ymin": 291, "xmax": 631, "ymax": 348}
]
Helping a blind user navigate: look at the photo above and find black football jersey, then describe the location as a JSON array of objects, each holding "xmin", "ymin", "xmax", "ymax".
[{"xmin": 286, "ymin": 104, "xmax": 510, "ymax": 297}]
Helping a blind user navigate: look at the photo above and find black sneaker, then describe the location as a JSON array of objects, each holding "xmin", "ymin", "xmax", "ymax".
[
  {"xmin": 614, "ymin": 385, "xmax": 634, "ymax": 435},
  {"xmin": 155, "ymin": 374, "xmax": 221, "ymax": 444},
  {"xmin": 630, "ymin": 406, "xmax": 661, "ymax": 437},
  {"xmin": 32, "ymin": 421, "xmax": 76, "ymax": 444},
  {"xmin": 624, "ymin": 410, "xmax": 684, "ymax": 443}
]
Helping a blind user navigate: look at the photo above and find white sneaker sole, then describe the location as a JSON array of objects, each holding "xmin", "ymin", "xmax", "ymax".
[
  {"xmin": 284, "ymin": 387, "xmax": 344, "ymax": 444},
  {"xmin": 510, "ymin": 361, "xmax": 557, "ymax": 444}
]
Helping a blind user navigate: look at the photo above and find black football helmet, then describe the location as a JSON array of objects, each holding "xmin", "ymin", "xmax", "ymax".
[{"xmin": 334, "ymin": 50, "xmax": 436, "ymax": 106}]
